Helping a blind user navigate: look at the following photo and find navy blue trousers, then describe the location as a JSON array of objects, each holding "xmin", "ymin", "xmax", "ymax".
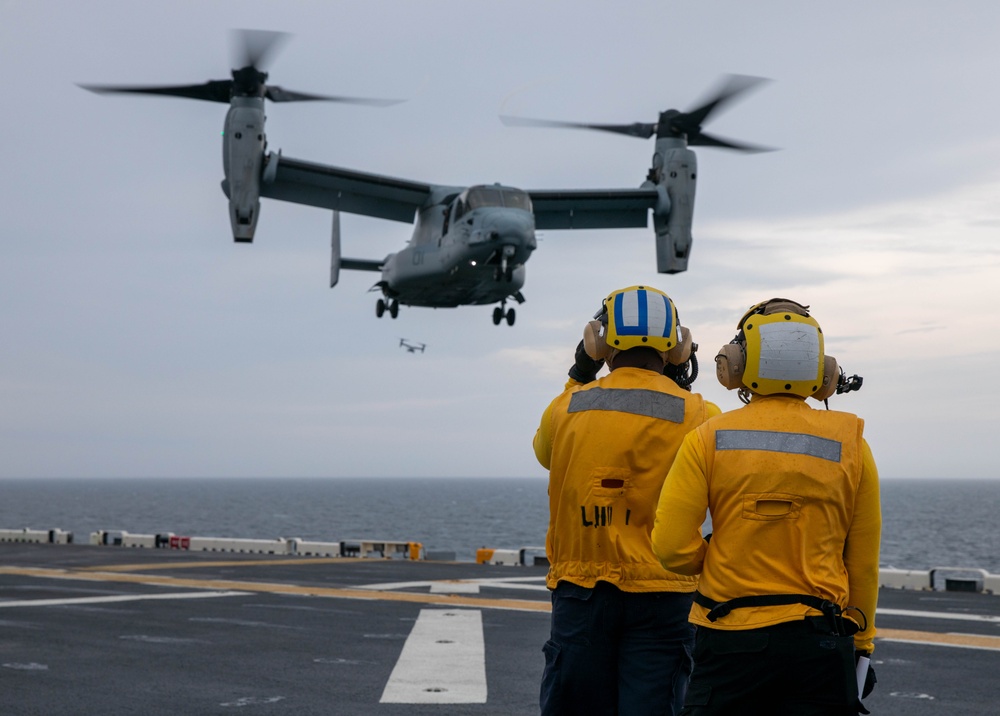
[
  {"xmin": 681, "ymin": 619, "xmax": 860, "ymax": 716},
  {"xmin": 540, "ymin": 581, "xmax": 695, "ymax": 716}
]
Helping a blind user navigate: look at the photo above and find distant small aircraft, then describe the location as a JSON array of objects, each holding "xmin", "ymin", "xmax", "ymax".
[{"xmin": 399, "ymin": 339, "xmax": 426, "ymax": 354}]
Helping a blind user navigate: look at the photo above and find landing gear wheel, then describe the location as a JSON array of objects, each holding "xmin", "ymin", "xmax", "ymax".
[
  {"xmin": 493, "ymin": 302, "xmax": 516, "ymax": 326},
  {"xmin": 389, "ymin": 300, "xmax": 399, "ymax": 319},
  {"xmin": 376, "ymin": 298, "xmax": 386, "ymax": 318}
]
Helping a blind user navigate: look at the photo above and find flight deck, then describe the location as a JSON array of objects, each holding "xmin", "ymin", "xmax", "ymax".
[{"xmin": 1, "ymin": 542, "xmax": 998, "ymax": 715}]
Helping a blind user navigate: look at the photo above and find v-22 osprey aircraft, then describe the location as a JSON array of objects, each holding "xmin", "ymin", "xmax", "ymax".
[
  {"xmin": 82, "ymin": 30, "xmax": 769, "ymax": 326},
  {"xmin": 399, "ymin": 338, "xmax": 426, "ymax": 354}
]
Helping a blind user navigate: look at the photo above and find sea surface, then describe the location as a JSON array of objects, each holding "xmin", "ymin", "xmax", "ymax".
[{"xmin": 0, "ymin": 477, "xmax": 997, "ymax": 571}]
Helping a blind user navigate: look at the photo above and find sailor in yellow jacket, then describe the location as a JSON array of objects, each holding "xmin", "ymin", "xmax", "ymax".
[
  {"xmin": 534, "ymin": 285, "xmax": 719, "ymax": 716},
  {"xmin": 652, "ymin": 298, "xmax": 880, "ymax": 716}
]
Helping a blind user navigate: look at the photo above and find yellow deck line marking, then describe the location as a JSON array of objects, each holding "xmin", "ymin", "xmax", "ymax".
[
  {"xmin": 10, "ymin": 566, "xmax": 995, "ymax": 635},
  {"xmin": 877, "ymin": 628, "xmax": 1000, "ymax": 651},
  {"xmin": 0, "ymin": 566, "xmax": 550, "ymax": 613},
  {"xmin": 75, "ymin": 558, "xmax": 350, "ymax": 572}
]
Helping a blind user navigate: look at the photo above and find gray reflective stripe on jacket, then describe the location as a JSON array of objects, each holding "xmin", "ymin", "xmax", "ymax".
[
  {"xmin": 715, "ymin": 429, "xmax": 842, "ymax": 463},
  {"xmin": 568, "ymin": 388, "xmax": 686, "ymax": 423}
]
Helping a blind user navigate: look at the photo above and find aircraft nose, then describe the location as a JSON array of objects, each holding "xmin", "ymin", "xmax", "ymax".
[{"xmin": 482, "ymin": 212, "xmax": 536, "ymax": 254}]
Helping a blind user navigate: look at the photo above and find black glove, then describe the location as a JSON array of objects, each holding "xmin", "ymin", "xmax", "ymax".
[
  {"xmin": 856, "ymin": 651, "xmax": 877, "ymax": 698},
  {"xmin": 568, "ymin": 340, "xmax": 604, "ymax": 383}
]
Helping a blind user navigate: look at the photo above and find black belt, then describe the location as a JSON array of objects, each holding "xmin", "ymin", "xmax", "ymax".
[{"xmin": 694, "ymin": 590, "xmax": 864, "ymax": 636}]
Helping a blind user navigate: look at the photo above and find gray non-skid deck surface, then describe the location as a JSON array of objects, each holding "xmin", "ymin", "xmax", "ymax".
[{"xmin": 0, "ymin": 544, "xmax": 996, "ymax": 715}]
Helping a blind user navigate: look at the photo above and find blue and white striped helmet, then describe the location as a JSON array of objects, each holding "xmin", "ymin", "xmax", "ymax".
[{"xmin": 601, "ymin": 285, "xmax": 680, "ymax": 354}]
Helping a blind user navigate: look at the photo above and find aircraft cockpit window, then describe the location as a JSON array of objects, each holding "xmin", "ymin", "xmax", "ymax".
[
  {"xmin": 465, "ymin": 187, "xmax": 504, "ymax": 210},
  {"xmin": 501, "ymin": 189, "xmax": 532, "ymax": 212},
  {"xmin": 462, "ymin": 187, "xmax": 533, "ymax": 213}
]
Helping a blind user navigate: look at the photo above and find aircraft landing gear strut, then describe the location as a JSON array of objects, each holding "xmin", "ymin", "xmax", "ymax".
[
  {"xmin": 494, "ymin": 246, "xmax": 516, "ymax": 283},
  {"xmin": 492, "ymin": 300, "xmax": 515, "ymax": 327},
  {"xmin": 376, "ymin": 298, "xmax": 399, "ymax": 319}
]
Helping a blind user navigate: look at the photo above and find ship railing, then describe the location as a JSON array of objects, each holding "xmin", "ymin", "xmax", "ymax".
[
  {"xmin": 0, "ymin": 528, "xmax": 74, "ymax": 544},
  {"xmin": 80, "ymin": 531, "xmax": 423, "ymax": 560},
  {"xmin": 476, "ymin": 545, "xmax": 548, "ymax": 567},
  {"xmin": 879, "ymin": 565, "xmax": 1000, "ymax": 593}
]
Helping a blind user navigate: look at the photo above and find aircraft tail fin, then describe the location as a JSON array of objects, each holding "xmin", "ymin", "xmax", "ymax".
[
  {"xmin": 330, "ymin": 210, "xmax": 385, "ymax": 288},
  {"xmin": 330, "ymin": 211, "xmax": 341, "ymax": 287}
]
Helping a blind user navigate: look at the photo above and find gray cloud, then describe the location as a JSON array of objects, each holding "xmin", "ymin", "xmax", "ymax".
[{"xmin": 3, "ymin": 1, "xmax": 1000, "ymax": 479}]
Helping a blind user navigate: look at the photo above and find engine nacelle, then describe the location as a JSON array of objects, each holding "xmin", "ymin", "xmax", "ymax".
[
  {"xmin": 223, "ymin": 97, "xmax": 266, "ymax": 242},
  {"xmin": 649, "ymin": 143, "xmax": 697, "ymax": 274}
]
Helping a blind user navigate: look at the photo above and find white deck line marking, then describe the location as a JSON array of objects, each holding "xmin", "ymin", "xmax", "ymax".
[
  {"xmin": 430, "ymin": 582, "xmax": 480, "ymax": 593},
  {"xmin": 360, "ymin": 576, "xmax": 547, "ymax": 592},
  {"xmin": 380, "ymin": 609, "xmax": 487, "ymax": 704},
  {"xmin": 477, "ymin": 581, "xmax": 550, "ymax": 592},
  {"xmin": 878, "ymin": 637, "xmax": 1000, "ymax": 652},
  {"xmin": 0, "ymin": 591, "xmax": 249, "ymax": 608},
  {"xmin": 879, "ymin": 608, "xmax": 1000, "ymax": 624},
  {"xmin": 357, "ymin": 580, "xmax": 442, "ymax": 590}
]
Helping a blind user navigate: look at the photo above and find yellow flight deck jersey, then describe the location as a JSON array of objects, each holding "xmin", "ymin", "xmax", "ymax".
[
  {"xmin": 652, "ymin": 395, "xmax": 881, "ymax": 653},
  {"xmin": 534, "ymin": 367, "xmax": 718, "ymax": 593}
]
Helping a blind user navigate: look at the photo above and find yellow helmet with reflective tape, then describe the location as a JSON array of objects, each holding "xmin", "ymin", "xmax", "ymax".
[
  {"xmin": 717, "ymin": 299, "xmax": 838, "ymax": 400},
  {"xmin": 584, "ymin": 284, "xmax": 691, "ymax": 358},
  {"xmin": 605, "ymin": 285, "xmax": 679, "ymax": 353}
]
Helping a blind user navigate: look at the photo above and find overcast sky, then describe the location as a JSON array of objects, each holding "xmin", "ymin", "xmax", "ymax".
[{"xmin": 2, "ymin": 1, "xmax": 998, "ymax": 480}]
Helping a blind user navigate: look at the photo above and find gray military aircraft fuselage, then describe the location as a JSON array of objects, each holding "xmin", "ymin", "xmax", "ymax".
[
  {"xmin": 257, "ymin": 152, "xmax": 671, "ymax": 326},
  {"xmin": 352, "ymin": 183, "xmax": 536, "ymax": 325}
]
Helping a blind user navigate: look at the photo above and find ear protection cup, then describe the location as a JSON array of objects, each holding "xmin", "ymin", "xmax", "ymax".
[
  {"xmin": 811, "ymin": 354, "xmax": 840, "ymax": 401},
  {"xmin": 665, "ymin": 326, "xmax": 693, "ymax": 366},
  {"xmin": 583, "ymin": 320, "xmax": 610, "ymax": 361},
  {"xmin": 715, "ymin": 343, "xmax": 745, "ymax": 390}
]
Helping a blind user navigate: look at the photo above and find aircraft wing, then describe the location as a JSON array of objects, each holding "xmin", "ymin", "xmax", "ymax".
[
  {"xmin": 260, "ymin": 154, "xmax": 432, "ymax": 223},
  {"xmin": 341, "ymin": 258, "xmax": 384, "ymax": 271},
  {"xmin": 528, "ymin": 188, "xmax": 659, "ymax": 230}
]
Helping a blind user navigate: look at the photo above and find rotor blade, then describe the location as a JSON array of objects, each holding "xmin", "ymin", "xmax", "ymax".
[
  {"xmin": 265, "ymin": 86, "xmax": 403, "ymax": 105},
  {"xmin": 689, "ymin": 131, "xmax": 774, "ymax": 153},
  {"xmin": 231, "ymin": 29, "xmax": 290, "ymax": 70},
  {"xmin": 79, "ymin": 80, "xmax": 233, "ymax": 103},
  {"xmin": 681, "ymin": 74, "xmax": 770, "ymax": 128},
  {"xmin": 500, "ymin": 115, "xmax": 656, "ymax": 139}
]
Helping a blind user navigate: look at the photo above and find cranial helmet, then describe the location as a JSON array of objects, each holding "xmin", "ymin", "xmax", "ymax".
[
  {"xmin": 715, "ymin": 298, "xmax": 839, "ymax": 401},
  {"xmin": 583, "ymin": 285, "xmax": 692, "ymax": 366}
]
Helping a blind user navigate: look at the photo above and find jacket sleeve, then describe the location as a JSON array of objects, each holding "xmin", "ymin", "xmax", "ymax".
[
  {"xmin": 845, "ymin": 438, "xmax": 881, "ymax": 654},
  {"xmin": 652, "ymin": 428, "xmax": 709, "ymax": 576},
  {"xmin": 532, "ymin": 379, "xmax": 580, "ymax": 469},
  {"xmin": 532, "ymin": 401, "xmax": 556, "ymax": 470}
]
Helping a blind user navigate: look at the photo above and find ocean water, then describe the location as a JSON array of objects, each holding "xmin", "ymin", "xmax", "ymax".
[
  {"xmin": 0, "ymin": 477, "xmax": 997, "ymax": 571},
  {"xmin": 0, "ymin": 477, "xmax": 549, "ymax": 562}
]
